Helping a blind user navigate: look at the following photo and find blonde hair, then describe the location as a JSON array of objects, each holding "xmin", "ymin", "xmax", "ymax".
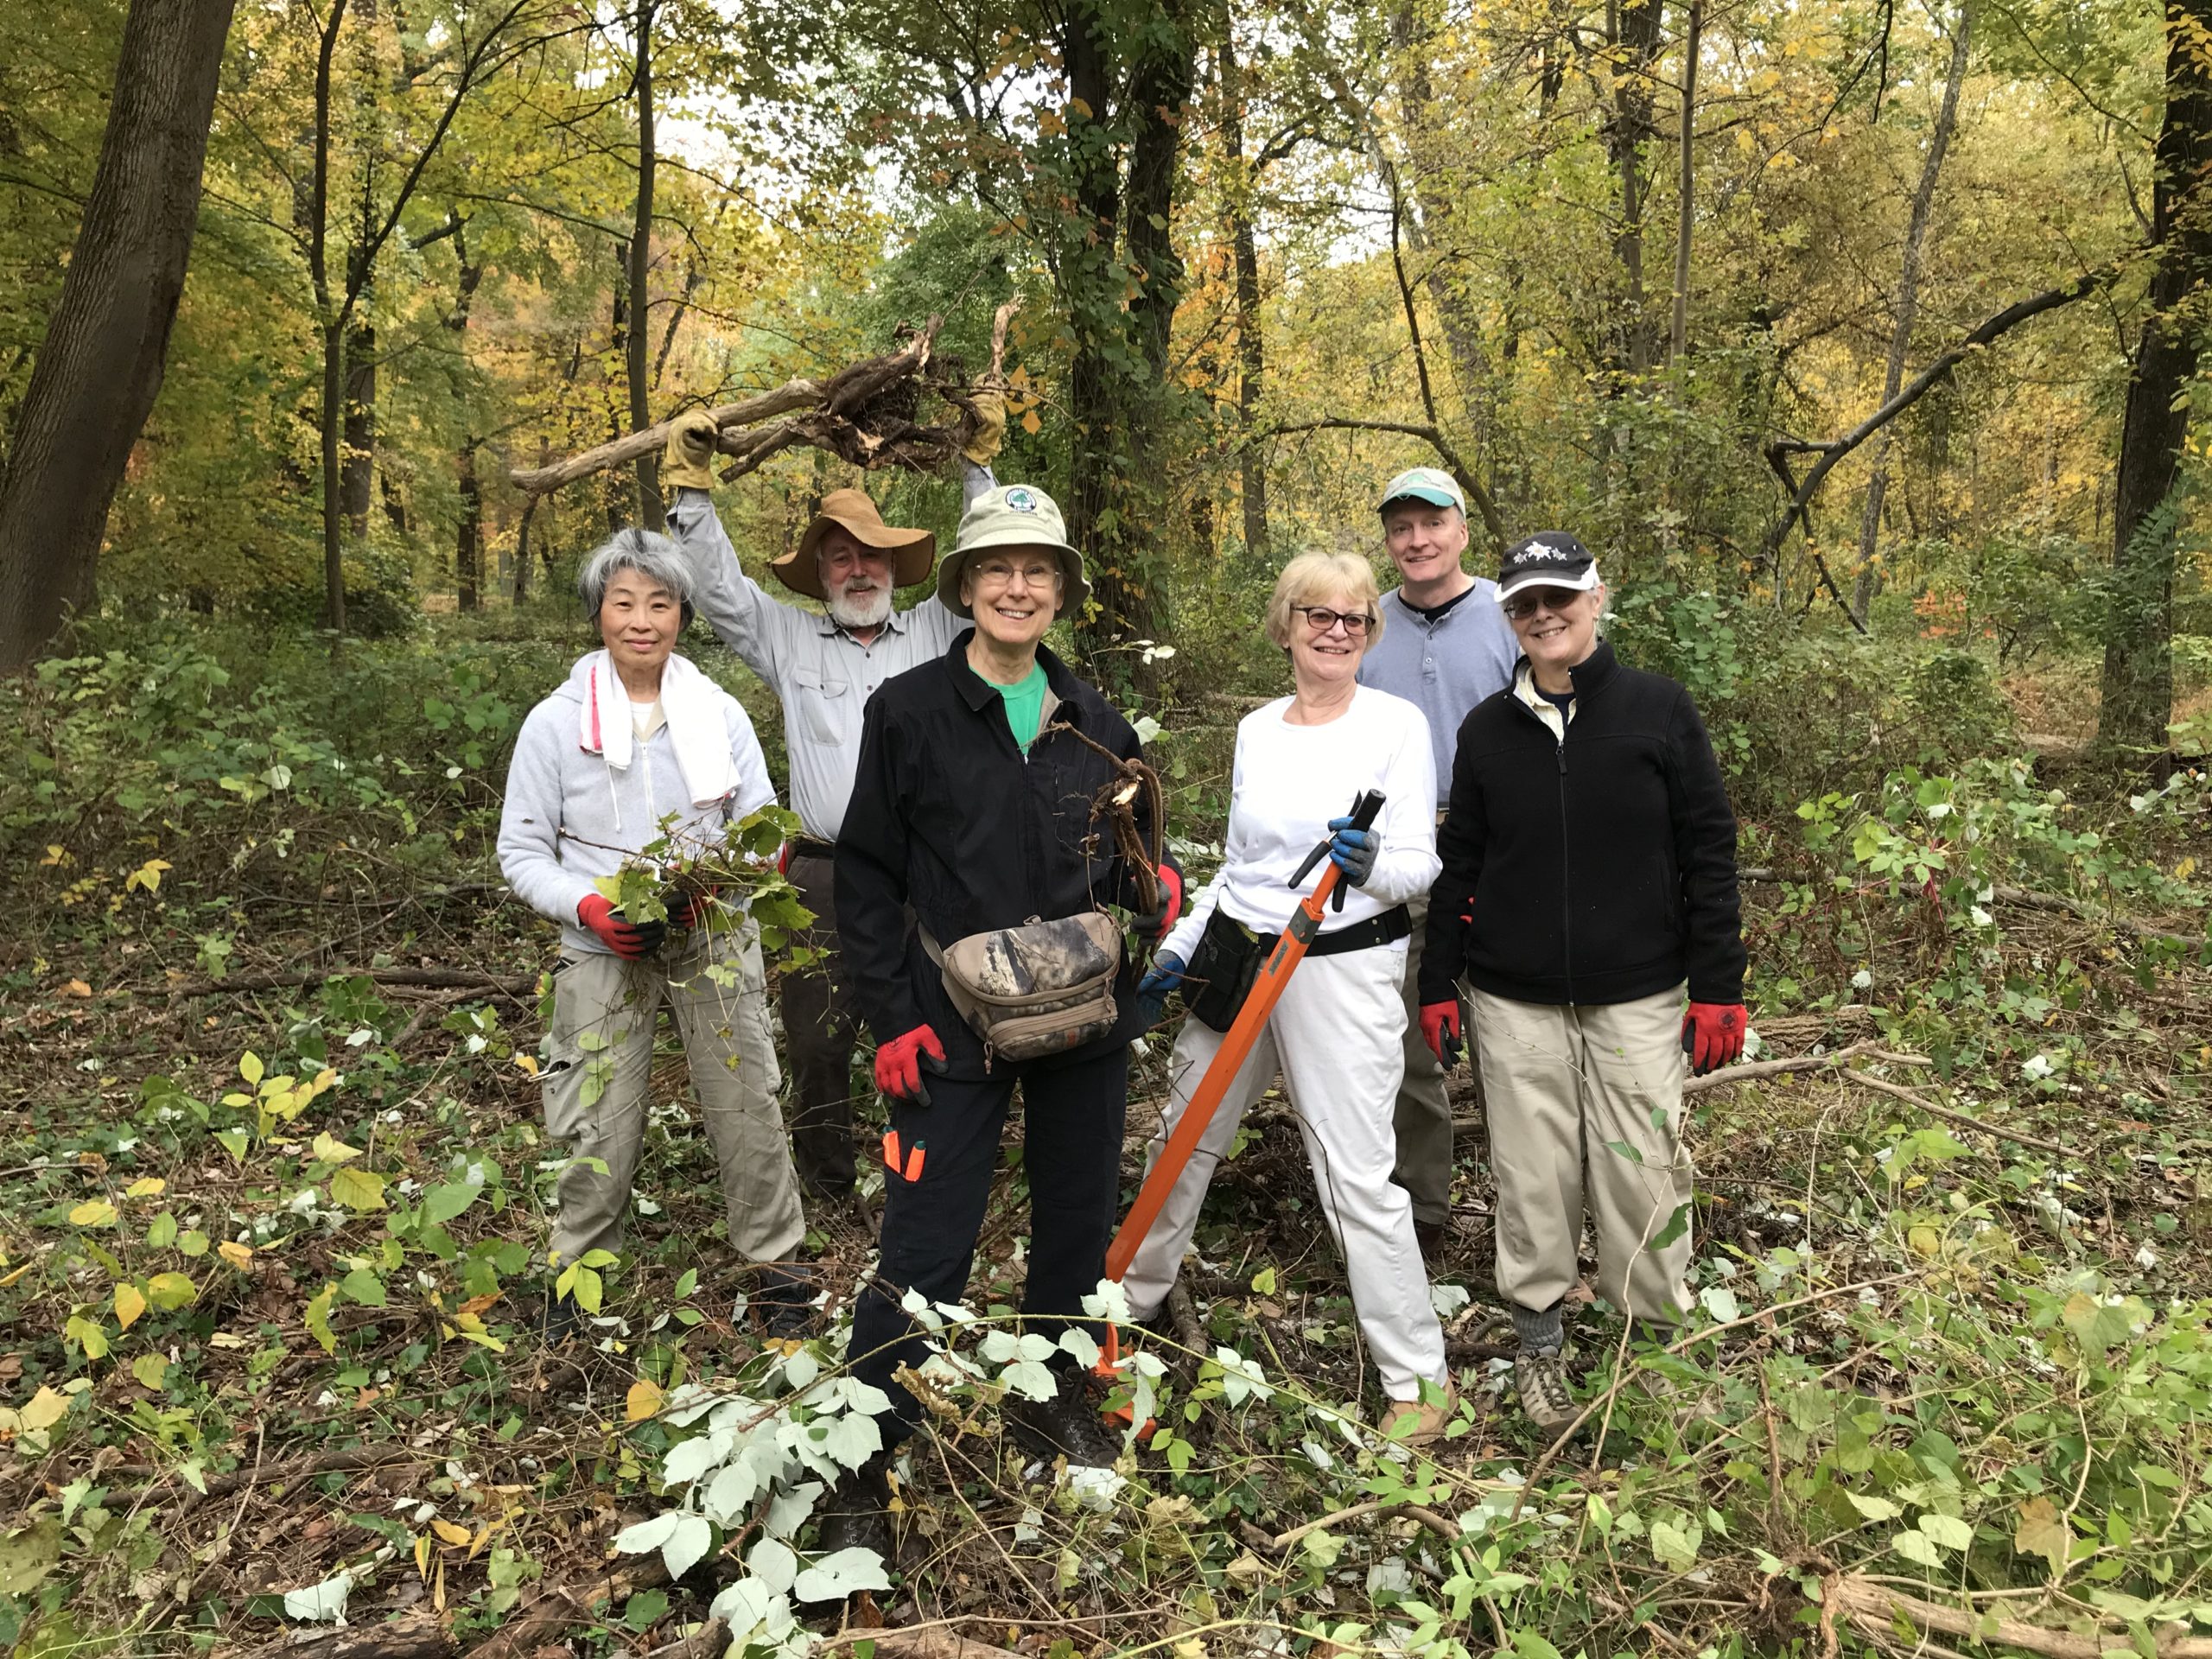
[{"xmin": 1264, "ymin": 550, "xmax": 1384, "ymax": 649}]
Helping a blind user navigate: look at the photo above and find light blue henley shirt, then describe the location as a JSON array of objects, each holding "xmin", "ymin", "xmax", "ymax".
[{"xmin": 1357, "ymin": 581, "xmax": 1522, "ymax": 785}]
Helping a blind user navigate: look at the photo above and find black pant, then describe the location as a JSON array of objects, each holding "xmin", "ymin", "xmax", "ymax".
[
  {"xmin": 847, "ymin": 1045, "xmax": 1128, "ymax": 1439},
  {"xmin": 780, "ymin": 851, "xmax": 863, "ymax": 1198}
]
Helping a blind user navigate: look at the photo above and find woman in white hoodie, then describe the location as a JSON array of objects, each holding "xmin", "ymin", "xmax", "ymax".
[{"xmin": 498, "ymin": 530, "xmax": 811, "ymax": 1342}]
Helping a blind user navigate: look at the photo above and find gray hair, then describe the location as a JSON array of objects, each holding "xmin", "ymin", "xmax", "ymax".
[{"xmin": 578, "ymin": 528, "xmax": 694, "ymax": 619}]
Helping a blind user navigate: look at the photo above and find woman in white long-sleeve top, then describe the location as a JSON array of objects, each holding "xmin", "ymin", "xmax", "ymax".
[
  {"xmin": 497, "ymin": 529, "xmax": 813, "ymax": 1343},
  {"xmin": 1127, "ymin": 550, "xmax": 1456, "ymax": 1444}
]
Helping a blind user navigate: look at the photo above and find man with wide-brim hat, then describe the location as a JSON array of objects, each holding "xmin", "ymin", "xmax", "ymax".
[{"xmin": 660, "ymin": 407, "xmax": 1003, "ymax": 1209}]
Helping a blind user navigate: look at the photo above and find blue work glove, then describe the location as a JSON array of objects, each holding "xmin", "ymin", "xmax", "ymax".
[
  {"xmin": 1325, "ymin": 817, "xmax": 1378, "ymax": 887},
  {"xmin": 1135, "ymin": 952, "xmax": 1186, "ymax": 1028}
]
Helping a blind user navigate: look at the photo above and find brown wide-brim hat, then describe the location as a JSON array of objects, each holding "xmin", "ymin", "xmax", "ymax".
[{"xmin": 770, "ymin": 487, "xmax": 936, "ymax": 600}]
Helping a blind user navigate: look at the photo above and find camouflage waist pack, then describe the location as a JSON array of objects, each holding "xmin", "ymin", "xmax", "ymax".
[{"xmin": 922, "ymin": 913, "xmax": 1124, "ymax": 1066}]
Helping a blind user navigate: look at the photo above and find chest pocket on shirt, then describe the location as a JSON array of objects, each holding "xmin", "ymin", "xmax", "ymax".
[{"xmin": 788, "ymin": 668, "xmax": 849, "ymax": 746}]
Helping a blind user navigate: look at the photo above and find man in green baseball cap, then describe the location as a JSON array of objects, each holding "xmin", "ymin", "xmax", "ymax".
[{"xmin": 1356, "ymin": 463, "xmax": 1518, "ymax": 1268}]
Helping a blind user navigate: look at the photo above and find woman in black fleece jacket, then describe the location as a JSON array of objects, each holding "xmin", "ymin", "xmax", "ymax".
[{"xmin": 1415, "ymin": 532, "xmax": 1747, "ymax": 1440}]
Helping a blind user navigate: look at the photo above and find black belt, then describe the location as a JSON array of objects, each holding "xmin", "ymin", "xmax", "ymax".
[
  {"xmin": 1262, "ymin": 903, "xmax": 1410, "ymax": 959},
  {"xmin": 791, "ymin": 836, "xmax": 837, "ymax": 861}
]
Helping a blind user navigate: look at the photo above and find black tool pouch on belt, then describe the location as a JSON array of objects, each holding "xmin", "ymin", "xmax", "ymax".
[{"xmin": 1184, "ymin": 908, "xmax": 1265, "ymax": 1033}]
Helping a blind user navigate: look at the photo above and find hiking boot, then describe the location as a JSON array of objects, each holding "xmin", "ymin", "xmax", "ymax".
[
  {"xmin": 540, "ymin": 1289, "xmax": 582, "ymax": 1346},
  {"xmin": 1377, "ymin": 1379, "xmax": 1459, "ymax": 1447},
  {"xmin": 1515, "ymin": 1347, "xmax": 1580, "ymax": 1440},
  {"xmin": 808, "ymin": 1451, "xmax": 893, "ymax": 1578},
  {"xmin": 1414, "ymin": 1217, "xmax": 1450, "ymax": 1269},
  {"xmin": 1004, "ymin": 1367, "xmax": 1122, "ymax": 1468},
  {"xmin": 753, "ymin": 1263, "xmax": 819, "ymax": 1342}
]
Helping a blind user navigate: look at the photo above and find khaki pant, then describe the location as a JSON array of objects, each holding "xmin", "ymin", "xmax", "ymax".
[
  {"xmin": 541, "ymin": 925, "xmax": 805, "ymax": 1267},
  {"xmin": 1391, "ymin": 894, "xmax": 1472, "ymax": 1226},
  {"xmin": 1469, "ymin": 983, "xmax": 1693, "ymax": 1323}
]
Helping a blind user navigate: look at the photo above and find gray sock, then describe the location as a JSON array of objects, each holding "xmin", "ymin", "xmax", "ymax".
[{"xmin": 1511, "ymin": 1300, "xmax": 1565, "ymax": 1356}]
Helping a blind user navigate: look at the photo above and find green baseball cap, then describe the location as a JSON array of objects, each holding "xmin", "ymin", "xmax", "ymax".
[
  {"xmin": 1378, "ymin": 466, "xmax": 1467, "ymax": 515},
  {"xmin": 938, "ymin": 483, "xmax": 1092, "ymax": 620}
]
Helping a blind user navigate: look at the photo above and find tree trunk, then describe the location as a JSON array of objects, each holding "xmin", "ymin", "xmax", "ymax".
[
  {"xmin": 1606, "ymin": 0, "xmax": 1666, "ymax": 376},
  {"xmin": 1669, "ymin": 0, "xmax": 1702, "ymax": 367},
  {"xmin": 1059, "ymin": 0, "xmax": 1192, "ymax": 696},
  {"xmin": 342, "ymin": 317, "xmax": 377, "ymax": 536},
  {"xmin": 2099, "ymin": 0, "xmax": 2212, "ymax": 756},
  {"xmin": 456, "ymin": 443, "xmax": 481, "ymax": 610},
  {"xmin": 1850, "ymin": 0, "xmax": 1972, "ymax": 623},
  {"xmin": 626, "ymin": 0, "xmax": 663, "ymax": 532},
  {"xmin": 448, "ymin": 226, "xmax": 486, "ymax": 612},
  {"xmin": 1219, "ymin": 33, "xmax": 1268, "ymax": 560},
  {"xmin": 0, "ymin": 0, "xmax": 238, "ymax": 672},
  {"xmin": 311, "ymin": 0, "xmax": 352, "ymax": 632}
]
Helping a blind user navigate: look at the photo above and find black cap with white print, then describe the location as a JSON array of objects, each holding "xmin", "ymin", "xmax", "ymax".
[{"xmin": 1496, "ymin": 531, "xmax": 1601, "ymax": 602}]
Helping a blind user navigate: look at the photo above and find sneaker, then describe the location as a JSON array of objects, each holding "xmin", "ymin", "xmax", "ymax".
[
  {"xmin": 1515, "ymin": 1347, "xmax": 1580, "ymax": 1440},
  {"xmin": 1377, "ymin": 1379, "xmax": 1459, "ymax": 1446},
  {"xmin": 753, "ymin": 1264, "xmax": 819, "ymax": 1342},
  {"xmin": 807, "ymin": 1452, "xmax": 893, "ymax": 1580},
  {"xmin": 1004, "ymin": 1367, "xmax": 1122, "ymax": 1467}
]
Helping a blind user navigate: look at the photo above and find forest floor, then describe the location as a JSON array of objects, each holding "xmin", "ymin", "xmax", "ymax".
[{"xmin": 3, "ymin": 639, "xmax": 2211, "ymax": 1659}]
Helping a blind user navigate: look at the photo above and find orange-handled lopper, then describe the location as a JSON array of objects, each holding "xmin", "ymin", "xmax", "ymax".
[{"xmin": 1103, "ymin": 787, "xmax": 1387, "ymax": 1284}]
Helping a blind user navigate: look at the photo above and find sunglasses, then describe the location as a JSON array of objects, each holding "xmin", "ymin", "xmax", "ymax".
[
  {"xmin": 1297, "ymin": 607, "xmax": 1375, "ymax": 637},
  {"xmin": 1501, "ymin": 589, "xmax": 1586, "ymax": 621}
]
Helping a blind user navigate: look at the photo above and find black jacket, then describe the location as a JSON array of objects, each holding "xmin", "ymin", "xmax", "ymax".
[
  {"xmin": 1420, "ymin": 640, "xmax": 1745, "ymax": 1008},
  {"xmin": 836, "ymin": 632, "xmax": 1160, "ymax": 1078}
]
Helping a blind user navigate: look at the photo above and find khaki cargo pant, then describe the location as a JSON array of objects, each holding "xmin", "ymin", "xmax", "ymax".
[
  {"xmin": 541, "ymin": 924, "xmax": 805, "ymax": 1268},
  {"xmin": 1469, "ymin": 982, "xmax": 1693, "ymax": 1323}
]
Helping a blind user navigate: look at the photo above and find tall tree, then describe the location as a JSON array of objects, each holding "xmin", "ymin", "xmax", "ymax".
[
  {"xmin": 1059, "ymin": 0, "xmax": 1198, "ymax": 684},
  {"xmin": 0, "ymin": 0, "xmax": 236, "ymax": 673},
  {"xmin": 626, "ymin": 0, "xmax": 664, "ymax": 532},
  {"xmin": 1850, "ymin": 0, "xmax": 1974, "ymax": 624},
  {"xmin": 2099, "ymin": 0, "xmax": 2212, "ymax": 754},
  {"xmin": 1218, "ymin": 29, "xmax": 1269, "ymax": 560}
]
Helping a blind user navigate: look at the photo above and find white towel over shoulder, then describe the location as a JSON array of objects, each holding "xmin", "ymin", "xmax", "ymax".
[{"xmin": 577, "ymin": 650, "xmax": 735, "ymax": 806}]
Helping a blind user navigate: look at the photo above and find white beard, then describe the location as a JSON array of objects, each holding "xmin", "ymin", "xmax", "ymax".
[{"xmin": 828, "ymin": 584, "xmax": 893, "ymax": 629}]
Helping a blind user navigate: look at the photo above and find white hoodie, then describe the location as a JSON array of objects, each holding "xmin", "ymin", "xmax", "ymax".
[{"xmin": 498, "ymin": 652, "xmax": 777, "ymax": 956}]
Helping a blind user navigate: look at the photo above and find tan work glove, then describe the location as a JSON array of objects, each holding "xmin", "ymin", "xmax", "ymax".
[
  {"xmin": 661, "ymin": 409, "xmax": 721, "ymax": 492},
  {"xmin": 961, "ymin": 379, "xmax": 1007, "ymax": 468}
]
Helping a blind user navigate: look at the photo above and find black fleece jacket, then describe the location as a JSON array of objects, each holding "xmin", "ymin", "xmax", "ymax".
[
  {"xmin": 836, "ymin": 632, "xmax": 1160, "ymax": 1079},
  {"xmin": 1420, "ymin": 640, "xmax": 1745, "ymax": 1008}
]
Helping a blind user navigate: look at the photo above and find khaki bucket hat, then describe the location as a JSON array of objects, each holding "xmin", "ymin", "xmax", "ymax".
[
  {"xmin": 937, "ymin": 484, "xmax": 1091, "ymax": 620},
  {"xmin": 771, "ymin": 487, "xmax": 936, "ymax": 600}
]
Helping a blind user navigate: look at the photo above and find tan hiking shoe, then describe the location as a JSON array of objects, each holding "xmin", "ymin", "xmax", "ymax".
[
  {"xmin": 1515, "ymin": 1349, "xmax": 1579, "ymax": 1440},
  {"xmin": 1377, "ymin": 1380, "xmax": 1459, "ymax": 1446}
]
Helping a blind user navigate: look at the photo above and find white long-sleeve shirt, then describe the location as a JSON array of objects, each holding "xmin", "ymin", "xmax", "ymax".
[{"xmin": 1162, "ymin": 686, "xmax": 1440, "ymax": 958}]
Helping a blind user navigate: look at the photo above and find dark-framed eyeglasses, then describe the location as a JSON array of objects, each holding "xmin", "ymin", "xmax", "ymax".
[{"xmin": 1297, "ymin": 606, "xmax": 1374, "ymax": 637}]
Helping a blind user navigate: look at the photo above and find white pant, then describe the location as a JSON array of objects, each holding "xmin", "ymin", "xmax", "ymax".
[{"xmin": 1125, "ymin": 941, "xmax": 1448, "ymax": 1401}]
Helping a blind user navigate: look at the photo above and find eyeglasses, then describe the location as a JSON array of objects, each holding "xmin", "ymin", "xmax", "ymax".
[
  {"xmin": 971, "ymin": 557, "xmax": 1059, "ymax": 590},
  {"xmin": 1297, "ymin": 607, "xmax": 1374, "ymax": 637},
  {"xmin": 1501, "ymin": 590, "xmax": 1585, "ymax": 621}
]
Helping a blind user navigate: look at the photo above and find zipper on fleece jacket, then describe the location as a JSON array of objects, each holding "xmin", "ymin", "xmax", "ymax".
[{"xmin": 1509, "ymin": 696, "xmax": 1574, "ymax": 1003}]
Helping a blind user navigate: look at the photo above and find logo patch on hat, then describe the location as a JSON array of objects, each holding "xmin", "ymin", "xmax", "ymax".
[{"xmin": 1004, "ymin": 486, "xmax": 1039, "ymax": 512}]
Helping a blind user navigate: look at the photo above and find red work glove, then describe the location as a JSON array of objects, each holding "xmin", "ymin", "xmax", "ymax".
[
  {"xmin": 577, "ymin": 894, "xmax": 665, "ymax": 959},
  {"xmin": 1141, "ymin": 861, "xmax": 1183, "ymax": 937},
  {"xmin": 777, "ymin": 842, "xmax": 793, "ymax": 876},
  {"xmin": 874, "ymin": 1024, "xmax": 947, "ymax": 1107},
  {"xmin": 1420, "ymin": 1001, "xmax": 1464, "ymax": 1069},
  {"xmin": 1681, "ymin": 1001, "xmax": 1746, "ymax": 1076}
]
